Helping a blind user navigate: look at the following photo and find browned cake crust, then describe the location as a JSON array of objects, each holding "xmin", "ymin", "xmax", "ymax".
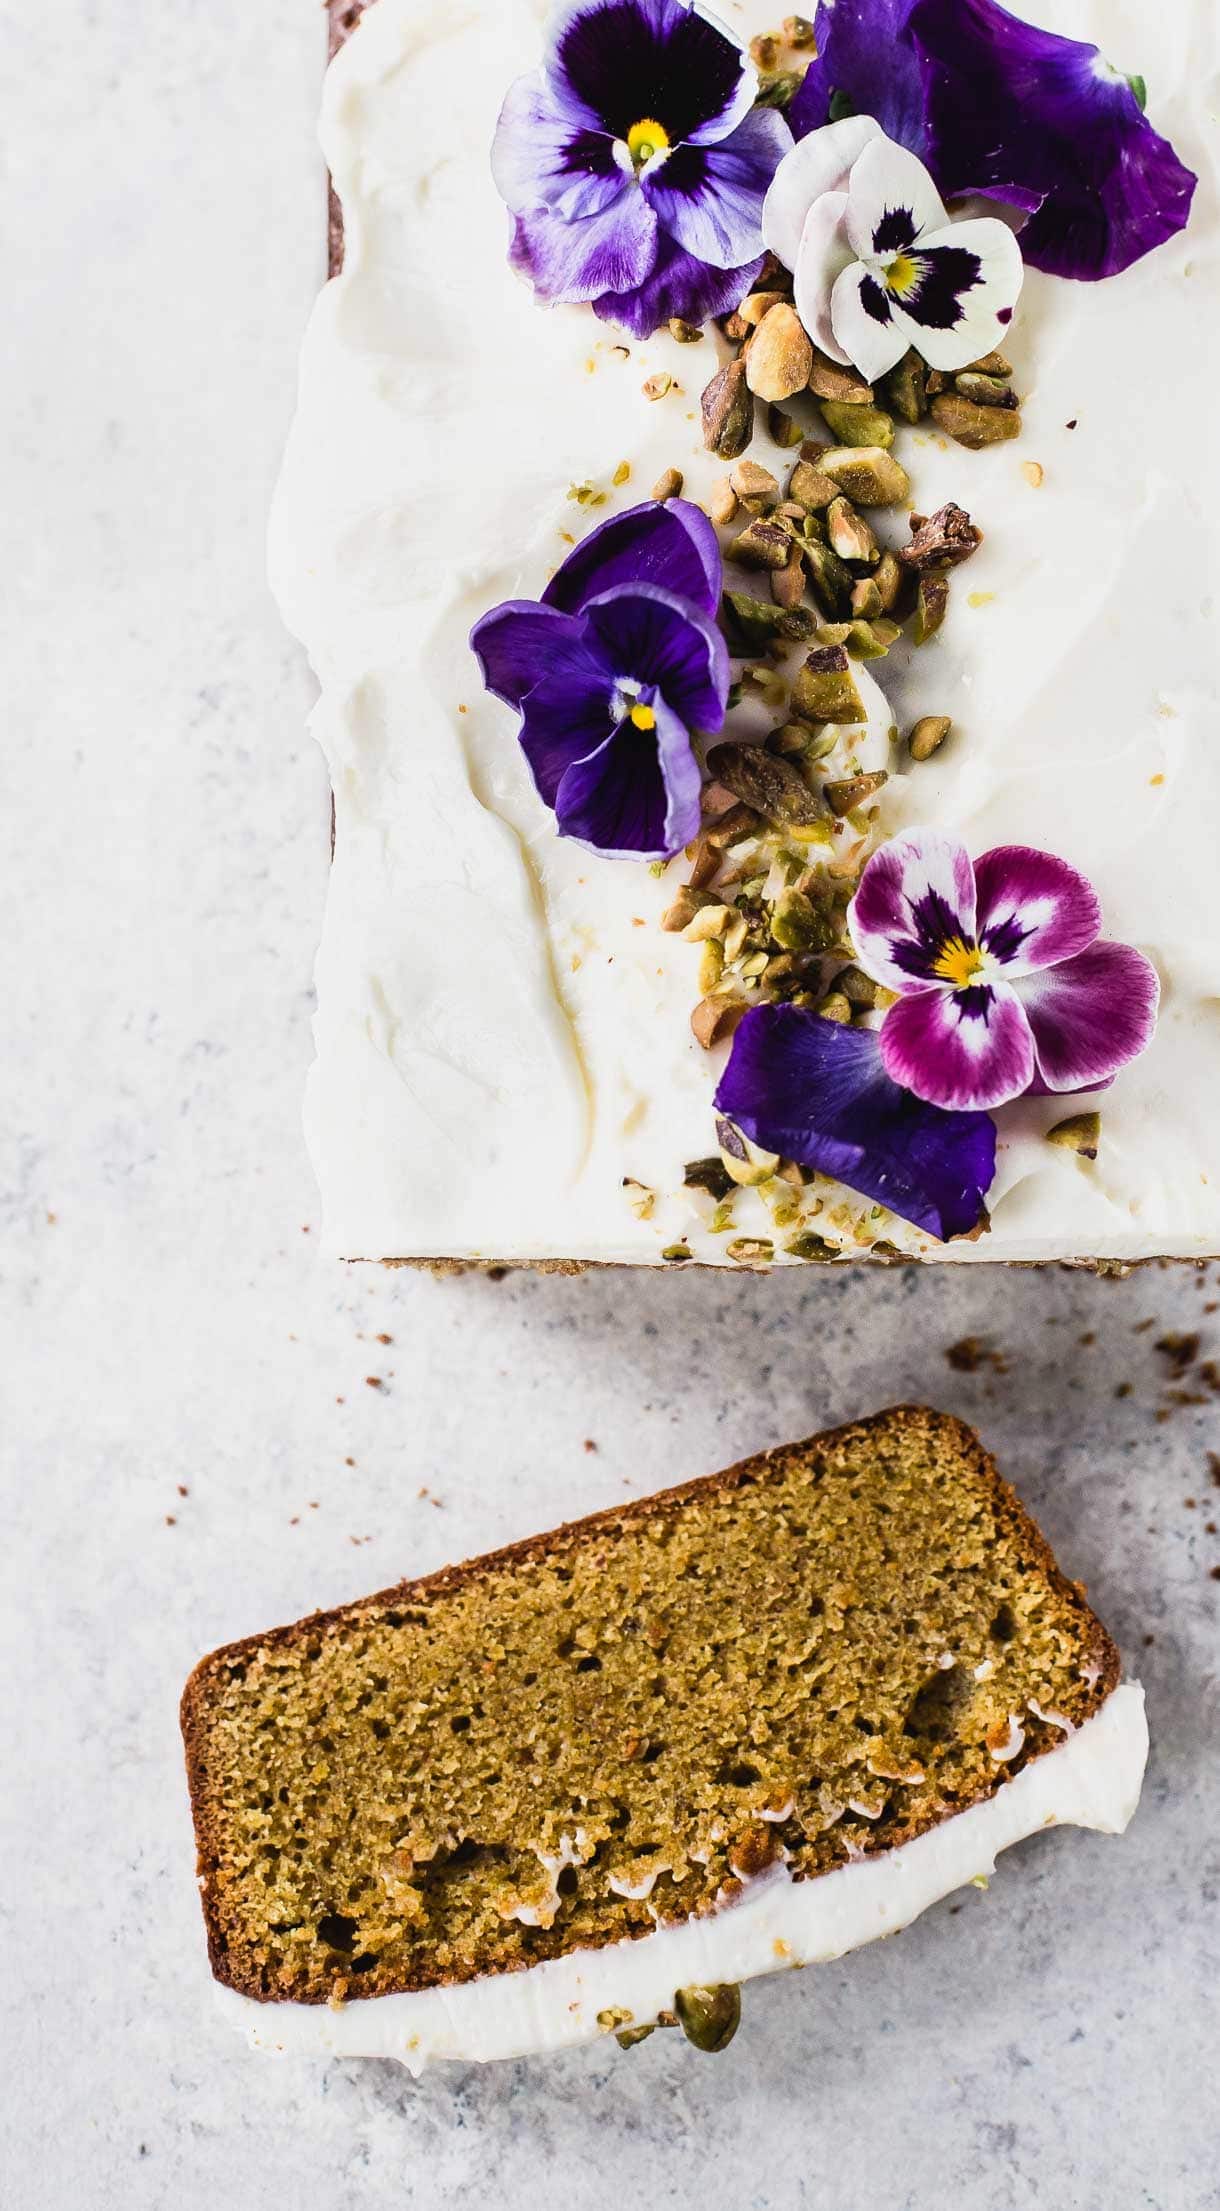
[{"xmin": 182, "ymin": 1408, "xmax": 1120, "ymax": 2005}]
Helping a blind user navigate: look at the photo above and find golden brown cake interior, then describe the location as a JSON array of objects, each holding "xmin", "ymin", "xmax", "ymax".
[{"xmin": 182, "ymin": 1408, "xmax": 1117, "ymax": 2005}]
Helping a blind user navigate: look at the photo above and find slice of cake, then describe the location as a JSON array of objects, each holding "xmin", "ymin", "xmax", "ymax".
[
  {"xmin": 273, "ymin": 0, "xmax": 1216, "ymax": 1268},
  {"xmin": 182, "ymin": 1408, "xmax": 1146, "ymax": 2068}
]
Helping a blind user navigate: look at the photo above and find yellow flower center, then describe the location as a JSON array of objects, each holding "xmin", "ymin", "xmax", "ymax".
[
  {"xmin": 932, "ymin": 936, "xmax": 988, "ymax": 989},
  {"xmin": 885, "ymin": 251, "xmax": 919, "ymax": 298},
  {"xmin": 627, "ymin": 118, "xmax": 670, "ymax": 168},
  {"xmin": 628, "ymin": 701, "xmax": 657, "ymax": 731}
]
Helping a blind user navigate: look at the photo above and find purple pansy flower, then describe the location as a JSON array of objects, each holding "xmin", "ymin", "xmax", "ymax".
[
  {"xmin": 762, "ymin": 118, "xmax": 1023, "ymax": 380},
  {"xmin": 789, "ymin": 0, "xmax": 1196, "ymax": 282},
  {"xmin": 493, "ymin": 0, "xmax": 793, "ymax": 338},
  {"xmin": 715, "ymin": 1005, "xmax": 996, "ymax": 1241},
  {"xmin": 470, "ymin": 499, "xmax": 728, "ymax": 859},
  {"xmin": 848, "ymin": 829, "xmax": 1160, "ymax": 1113}
]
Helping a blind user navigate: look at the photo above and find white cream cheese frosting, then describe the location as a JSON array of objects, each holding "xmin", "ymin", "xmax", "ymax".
[
  {"xmin": 214, "ymin": 1680, "xmax": 1147, "ymax": 2069},
  {"xmin": 271, "ymin": 0, "xmax": 1220, "ymax": 1264}
]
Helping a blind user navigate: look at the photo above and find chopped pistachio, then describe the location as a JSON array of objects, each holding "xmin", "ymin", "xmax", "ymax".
[
  {"xmin": 1022, "ymin": 459, "xmax": 1044, "ymax": 488},
  {"xmin": 826, "ymin": 495, "xmax": 879, "ymax": 565},
  {"xmin": 834, "ymin": 964, "xmax": 881, "ymax": 1007},
  {"xmin": 623, "ymin": 1177, "xmax": 656, "ymax": 1220},
  {"xmin": 768, "ymin": 403, "xmax": 804, "ymax": 449},
  {"xmin": 820, "ymin": 445, "xmax": 910, "ymax": 505},
  {"xmin": 667, "ymin": 317, "xmax": 702, "ymax": 344},
  {"xmin": 681, "ymin": 901, "xmax": 732, "ymax": 942},
  {"xmin": 730, "ymin": 456, "xmax": 780, "ymax": 504},
  {"xmin": 801, "ymin": 537, "xmax": 855, "ymax": 618},
  {"xmin": 754, "ymin": 69, "xmax": 802, "ymax": 109},
  {"xmin": 968, "ymin": 348, "xmax": 1013, "ymax": 377},
  {"xmin": 883, "ymin": 348, "xmax": 927, "ymax": 423},
  {"xmin": 784, "ymin": 13, "xmax": 816, "ymax": 44},
  {"xmin": 683, "ymin": 1156, "xmax": 735, "ymax": 1201},
  {"xmin": 787, "ymin": 455, "xmax": 838, "ymax": 511},
  {"xmin": 850, "ymin": 577, "xmax": 884, "ymax": 620},
  {"xmin": 791, "ymin": 644, "xmax": 866, "ymax": 724},
  {"xmin": 899, "ymin": 502, "xmax": 983, "ymax": 572},
  {"xmin": 691, "ymin": 995, "xmax": 747, "ymax": 1049},
  {"xmin": 785, "ymin": 1229, "xmax": 840, "ymax": 1261},
  {"xmin": 651, "ymin": 465, "xmax": 684, "ymax": 502},
  {"xmin": 749, "ymin": 30, "xmax": 780, "ymax": 67},
  {"xmin": 908, "ymin": 714, "xmax": 952, "ymax": 761},
  {"xmin": 739, "ymin": 288, "xmax": 789, "ymax": 327},
  {"xmin": 615, "ymin": 2024, "xmax": 658, "ymax": 2049},
  {"xmin": 815, "ymin": 989, "xmax": 853, "ymax": 1024},
  {"xmin": 701, "ymin": 357, "xmax": 754, "ymax": 458},
  {"xmin": 661, "ymin": 885, "xmax": 715, "ymax": 931},
  {"xmin": 709, "ymin": 475, "xmax": 739, "ymax": 525},
  {"xmin": 930, "ymin": 392, "xmax": 1021, "ymax": 449},
  {"xmin": 721, "ymin": 589, "xmax": 816, "ymax": 649},
  {"xmin": 660, "ymin": 1241, "xmax": 693, "ymax": 1263},
  {"xmin": 727, "ymin": 516, "xmax": 793, "ymax": 571},
  {"xmin": 705, "ymin": 742, "xmax": 823, "ymax": 828},
  {"xmin": 716, "ymin": 1117, "xmax": 780, "ymax": 1187},
  {"xmin": 770, "ymin": 886, "xmax": 836, "ymax": 953},
  {"xmin": 842, "ymin": 618, "xmax": 893, "ymax": 659},
  {"xmin": 872, "ymin": 549, "xmax": 904, "ymax": 614},
  {"xmin": 817, "ymin": 399, "xmax": 896, "ymax": 449},
  {"xmin": 824, "ymin": 769, "xmax": 888, "ymax": 816},
  {"xmin": 807, "ymin": 350, "xmax": 874, "ymax": 406},
  {"xmin": 698, "ymin": 938, "xmax": 725, "ymax": 993},
  {"xmin": 746, "ymin": 303, "xmax": 814, "ymax": 403},
  {"xmin": 675, "ymin": 1984, "xmax": 742, "ymax": 2051},
  {"xmin": 954, "ymin": 370, "xmax": 1019, "ymax": 409},
  {"xmin": 643, "ymin": 372, "xmax": 673, "ymax": 401},
  {"xmin": 913, "ymin": 572, "xmax": 950, "ymax": 644},
  {"xmin": 1046, "ymin": 1111, "xmax": 1102, "ymax": 1160},
  {"xmin": 725, "ymin": 1236, "xmax": 775, "ymax": 1266}
]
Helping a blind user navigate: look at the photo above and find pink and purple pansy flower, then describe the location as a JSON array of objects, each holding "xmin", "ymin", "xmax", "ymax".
[
  {"xmin": 492, "ymin": 0, "xmax": 792, "ymax": 339},
  {"xmin": 789, "ymin": 0, "xmax": 1196, "ymax": 282},
  {"xmin": 762, "ymin": 117, "xmax": 1023, "ymax": 380},
  {"xmin": 716, "ymin": 1006, "xmax": 997, "ymax": 1242},
  {"xmin": 848, "ymin": 829, "xmax": 1160, "ymax": 1112},
  {"xmin": 470, "ymin": 498, "xmax": 728, "ymax": 859}
]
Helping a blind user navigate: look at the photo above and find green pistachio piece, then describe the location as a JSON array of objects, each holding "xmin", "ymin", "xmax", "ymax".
[
  {"xmin": 674, "ymin": 1983, "xmax": 742, "ymax": 2053},
  {"xmin": 721, "ymin": 591, "xmax": 816, "ymax": 651},
  {"xmin": 716, "ymin": 1118, "xmax": 780, "ymax": 1188},
  {"xmin": 930, "ymin": 393, "xmax": 1021, "ymax": 449},
  {"xmin": 913, "ymin": 573, "xmax": 950, "ymax": 645},
  {"xmin": 826, "ymin": 495, "xmax": 879, "ymax": 565},
  {"xmin": 818, "ymin": 399, "xmax": 896, "ymax": 449},
  {"xmin": 727, "ymin": 516, "xmax": 794, "ymax": 570},
  {"xmin": 791, "ymin": 643, "xmax": 866, "ymax": 723},
  {"xmin": 701, "ymin": 357, "xmax": 754, "ymax": 459},
  {"xmin": 1046, "ymin": 1112, "xmax": 1102, "ymax": 1160},
  {"xmin": 769, "ymin": 886, "xmax": 836, "ymax": 953},
  {"xmin": 807, "ymin": 350, "xmax": 875, "ymax": 406},
  {"xmin": 820, "ymin": 446, "xmax": 910, "ymax": 506},
  {"xmin": 615, "ymin": 2024, "xmax": 658, "ymax": 2049},
  {"xmin": 704, "ymin": 741, "xmax": 823, "ymax": 829},
  {"xmin": 801, "ymin": 538, "xmax": 855, "ymax": 618},
  {"xmin": 785, "ymin": 1229, "xmax": 840, "ymax": 1261},
  {"xmin": 824, "ymin": 769, "xmax": 888, "ymax": 816},
  {"xmin": 883, "ymin": 348, "xmax": 927, "ymax": 424},
  {"xmin": 787, "ymin": 456, "xmax": 838, "ymax": 511},
  {"xmin": 908, "ymin": 714, "xmax": 952, "ymax": 760},
  {"xmin": 872, "ymin": 549, "xmax": 904, "ymax": 613},
  {"xmin": 683, "ymin": 1156, "xmax": 735, "ymax": 1200},
  {"xmin": 953, "ymin": 371, "xmax": 1019, "ymax": 409}
]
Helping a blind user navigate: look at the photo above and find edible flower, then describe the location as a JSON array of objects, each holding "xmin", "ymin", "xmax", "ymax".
[
  {"xmin": 470, "ymin": 499, "xmax": 728, "ymax": 859},
  {"xmin": 492, "ymin": 0, "xmax": 792, "ymax": 339},
  {"xmin": 848, "ymin": 829, "xmax": 1159, "ymax": 1112},
  {"xmin": 763, "ymin": 117, "xmax": 1022, "ymax": 380},
  {"xmin": 715, "ymin": 1006, "xmax": 996, "ymax": 1241},
  {"xmin": 789, "ymin": 0, "xmax": 1196, "ymax": 282}
]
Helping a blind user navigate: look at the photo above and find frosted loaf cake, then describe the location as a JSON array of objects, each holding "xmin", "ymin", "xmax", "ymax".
[{"xmin": 274, "ymin": 0, "xmax": 1217, "ymax": 1266}]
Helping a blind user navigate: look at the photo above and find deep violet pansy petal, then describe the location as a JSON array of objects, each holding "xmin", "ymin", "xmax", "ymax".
[
  {"xmin": 1015, "ymin": 940, "xmax": 1160, "ymax": 1094},
  {"xmin": 762, "ymin": 114, "xmax": 883, "ymax": 270},
  {"xmin": 469, "ymin": 601, "xmax": 593, "ymax": 710},
  {"xmin": 509, "ymin": 187, "xmax": 659, "ymax": 305},
  {"xmin": 545, "ymin": 0, "xmax": 755, "ymax": 149},
  {"xmin": 790, "ymin": 1, "xmax": 929, "ymax": 154},
  {"xmin": 492, "ymin": 75, "xmax": 631, "ymax": 222},
  {"xmin": 553, "ymin": 695, "xmax": 700, "ymax": 857},
  {"xmin": 848, "ymin": 828, "xmax": 977, "ymax": 995},
  {"xmin": 592, "ymin": 231, "xmax": 765, "ymax": 336},
  {"xmin": 715, "ymin": 1006, "xmax": 996, "ymax": 1242},
  {"xmin": 790, "ymin": 0, "xmax": 1197, "ymax": 282},
  {"xmin": 516, "ymin": 660, "xmax": 619, "ymax": 806},
  {"xmin": 879, "ymin": 977, "xmax": 1036, "ymax": 1111},
  {"xmin": 973, "ymin": 844, "xmax": 1101, "ymax": 976},
  {"xmin": 581, "ymin": 581, "xmax": 730, "ymax": 731},
  {"xmin": 642, "ymin": 107, "xmax": 792, "ymax": 269},
  {"xmin": 541, "ymin": 498, "xmax": 722, "ymax": 620}
]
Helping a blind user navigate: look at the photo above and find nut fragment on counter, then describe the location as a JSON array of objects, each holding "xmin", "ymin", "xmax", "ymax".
[
  {"xmin": 651, "ymin": 466, "xmax": 684, "ymax": 502},
  {"xmin": 817, "ymin": 399, "xmax": 896, "ymax": 450},
  {"xmin": 820, "ymin": 445, "xmax": 910, "ymax": 505},
  {"xmin": 705, "ymin": 741, "xmax": 824, "ymax": 829},
  {"xmin": 900, "ymin": 503, "xmax": 983, "ymax": 571},
  {"xmin": 930, "ymin": 392, "xmax": 1021, "ymax": 448}
]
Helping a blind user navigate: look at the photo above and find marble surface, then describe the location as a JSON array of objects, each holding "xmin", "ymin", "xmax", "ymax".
[{"xmin": 2, "ymin": 4, "xmax": 1218, "ymax": 2206}]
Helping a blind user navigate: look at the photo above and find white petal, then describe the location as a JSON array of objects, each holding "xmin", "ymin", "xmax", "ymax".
[
  {"xmin": 793, "ymin": 192, "xmax": 855, "ymax": 364},
  {"xmin": 843, "ymin": 135, "xmax": 949, "ymax": 264},
  {"xmin": 829, "ymin": 261, "xmax": 910, "ymax": 382},
  {"xmin": 888, "ymin": 217, "xmax": 1024, "ymax": 372},
  {"xmin": 762, "ymin": 115, "xmax": 883, "ymax": 270}
]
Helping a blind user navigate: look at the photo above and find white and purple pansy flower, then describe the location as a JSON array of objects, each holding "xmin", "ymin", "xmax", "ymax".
[
  {"xmin": 470, "ymin": 499, "xmax": 728, "ymax": 859},
  {"xmin": 848, "ymin": 829, "xmax": 1160, "ymax": 1113},
  {"xmin": 715, "ymin": 1006, "xmax": 997, "ymax": 1242},
  {"xmin": 763, "ymin": 117, "xmax": 1023, "ymax": 381},
  {"xmin": 789, "ymin": 0, "xmax": 1196, "ymax": 283},
  {"xmin": 492, "ymin": 0, "xmax": 793, "ymax": 339}
]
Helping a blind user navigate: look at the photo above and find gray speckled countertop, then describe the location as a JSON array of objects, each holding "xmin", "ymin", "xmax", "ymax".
[{"xmin": 3, "ymin": 4, "xmax": 1217, "ymax": 2206}]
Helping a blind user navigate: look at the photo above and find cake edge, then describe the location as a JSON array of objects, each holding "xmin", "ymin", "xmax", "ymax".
[{"xmin": 181, "ymin": 1406, "xmax": 1122, "ymax": 2005}]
